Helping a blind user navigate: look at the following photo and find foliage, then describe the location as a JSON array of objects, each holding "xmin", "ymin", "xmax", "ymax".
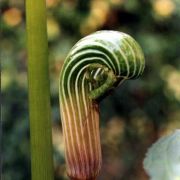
[{"xmin": 1, "ymin": 0, "xmax": 180, "ymax": 179}]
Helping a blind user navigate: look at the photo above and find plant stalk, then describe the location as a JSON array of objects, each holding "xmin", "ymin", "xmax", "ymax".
[{"xmin": 26, "ymin": 0, "xmax": 54, "ymax": 179}]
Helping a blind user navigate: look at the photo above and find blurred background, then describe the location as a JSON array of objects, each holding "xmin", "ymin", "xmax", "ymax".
[{"xmin": 1, "ymin": 0, "xmax": 180, "ymax": 179}]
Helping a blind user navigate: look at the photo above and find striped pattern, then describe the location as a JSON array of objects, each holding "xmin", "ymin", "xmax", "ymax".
[{"xmin": 59, "ymin": 31, "xmax": 145, "ymax": 179}]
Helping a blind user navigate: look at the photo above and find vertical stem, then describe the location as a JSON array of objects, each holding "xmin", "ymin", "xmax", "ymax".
[{"xmin": 26, "ymin": 0, "xmax": 54, "ymax": 180}]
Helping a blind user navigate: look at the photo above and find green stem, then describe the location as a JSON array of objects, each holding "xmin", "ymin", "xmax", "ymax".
[{"xmin": 26, "ymin": 0, "xmax": 54, "ymax": 179}]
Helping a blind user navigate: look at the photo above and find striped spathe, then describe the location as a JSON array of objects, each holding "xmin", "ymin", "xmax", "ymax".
[{"xmin": 59, "ymin": 31, "xmax": 145, "ymax": 180}]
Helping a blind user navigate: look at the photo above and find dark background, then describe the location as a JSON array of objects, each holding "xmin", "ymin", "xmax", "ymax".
[{"xmin": 1, "ymin": 0, "xmax": 180, "ymax": 179}]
